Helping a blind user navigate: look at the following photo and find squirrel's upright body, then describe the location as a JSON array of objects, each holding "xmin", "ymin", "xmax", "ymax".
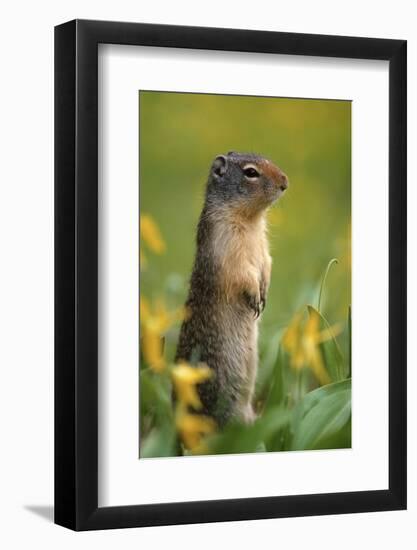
[{"xmin": 175, "ymin": 152, "xmax": 288, "ymax": 427}]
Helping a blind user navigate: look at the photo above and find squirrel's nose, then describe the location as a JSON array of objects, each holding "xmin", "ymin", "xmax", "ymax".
[{"xmin": 278, "ymin": 172, "xmax": 289, "ymax": 191}]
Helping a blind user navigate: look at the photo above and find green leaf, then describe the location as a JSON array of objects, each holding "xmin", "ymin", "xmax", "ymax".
[
  {"xmin": 265, "ymin": 420, "xmax": 293, "ymax": 452},
  {"xmin": 263, "ymin": 345, "xmax": 287, "ymax": 411},
  {"xmin": 140, "ymin": 425, "xmax": 178, "ymax": 458},
  {"xmin": 347, "ymin": 306, "xmax": 352, "ymax": 379},
  {"xmin": 307, "ymin": 305, "xmax": 345, "ymax": 382},
  {"xmin": 140, "ymin": 369, "xmax": 173, "ymax": 430},
  {"xmin": 291, "ymin": 379, "xmax": 351, "ymax": 450},
  {"xmin": 206, "ymin": 407, "xmax": 291, "ymax": 455},
  {"xmin": 255, "ymin": 330, "xmax": 281, "ymax": 398},
  {"xmin": 317, "ymin": 258, "xmax": 339, "ymax": 313}
]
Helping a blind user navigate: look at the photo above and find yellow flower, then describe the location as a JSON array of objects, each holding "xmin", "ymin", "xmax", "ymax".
[
  {"xmin": 140, "ymin": 297, "xmax": 186, "ymax": 372},
  {"xmin": 282, "ymin": 307, "xmax": 342, "ymax": 386},
  {"xmin": 171, "ymin": 362, "xmax": 213, "ymax": 409},
  {"xmin": 170, "ymin": 362, "xmax": 215, "ymax": 452},
  {"xmin": 175, "ymin": 405, "xmax": 216, "ymax": 452},
  {"xmin": 281, "ymin": 310, "xmax": 306, "ymax": 369},
  {"xmin": 140, "ymin": 214, "xmax": 166, "ymax": 254}
]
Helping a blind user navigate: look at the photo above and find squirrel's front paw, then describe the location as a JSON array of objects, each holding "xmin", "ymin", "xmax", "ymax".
[
  {"xmin": 243, "ymin": 291, "xmax": 262, "ymax": 319},
  {"xmin": 260, "ymin": 279, "xmax": 267, "ymax": 313}
]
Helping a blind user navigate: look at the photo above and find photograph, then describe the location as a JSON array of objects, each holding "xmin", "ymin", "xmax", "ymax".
[
  {"xmin": 0, "ymin": 1, "xmax": 410, "ymax": 544},
  {"xmin": 139, "ymin": 91, "xmax": 352, "ymax": 458}
]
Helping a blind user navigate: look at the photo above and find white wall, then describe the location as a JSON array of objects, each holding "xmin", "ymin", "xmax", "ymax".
[{"xmin": 0, "ymin": 1, "xmax": 415, "ymax": 548}]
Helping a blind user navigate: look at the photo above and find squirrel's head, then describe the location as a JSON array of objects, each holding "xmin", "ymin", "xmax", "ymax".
[{"xmin": 206, "ymin": 151, "xmax": 288, "ymax": 218}]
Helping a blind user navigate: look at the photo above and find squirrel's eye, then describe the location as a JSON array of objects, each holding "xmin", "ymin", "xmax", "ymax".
[{"xmin": 244, "ymin": 167, "xmax": 260, "ymax": 179}]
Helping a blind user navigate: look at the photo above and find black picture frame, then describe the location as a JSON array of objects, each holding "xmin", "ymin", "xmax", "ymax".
[{"xmin": 55, "ymin": 19, "xmax": 407, "ymax": 531}]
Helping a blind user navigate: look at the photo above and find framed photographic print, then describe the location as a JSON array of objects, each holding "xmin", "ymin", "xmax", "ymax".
[{"xmin": 55, "ymin": 19, "xmax": 407, "ymax": 530}]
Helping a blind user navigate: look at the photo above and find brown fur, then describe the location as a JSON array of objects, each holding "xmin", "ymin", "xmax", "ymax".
[
  {"xmin": 211, "ymin": 207, "xmax": 269, "ymax": 305},
  {"xmin": 175, "ymin": 152, "xmax": 288, "ymax": 426}
]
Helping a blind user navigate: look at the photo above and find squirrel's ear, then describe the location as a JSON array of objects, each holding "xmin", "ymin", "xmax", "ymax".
[{"xmin": 212, "ymin": 155, "xmax": 227, "ymax": 178}]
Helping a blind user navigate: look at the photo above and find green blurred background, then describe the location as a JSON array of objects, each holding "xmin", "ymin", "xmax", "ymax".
[{"xmin": 140, "ymin": 91, "xmax": 351, "ymax": 347}]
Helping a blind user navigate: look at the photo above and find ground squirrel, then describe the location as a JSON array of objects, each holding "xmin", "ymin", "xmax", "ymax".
[{"xmin": 175, "ymin": 152, "xmax": 288, "ymax": 427}]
